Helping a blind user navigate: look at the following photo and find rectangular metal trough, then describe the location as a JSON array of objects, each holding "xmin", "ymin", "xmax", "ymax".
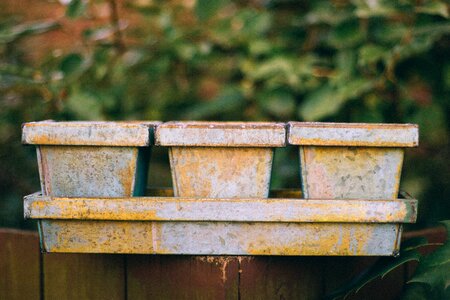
[{"xmin": 24, "ymin": 189, "xmax": 417, "ymax": 256}]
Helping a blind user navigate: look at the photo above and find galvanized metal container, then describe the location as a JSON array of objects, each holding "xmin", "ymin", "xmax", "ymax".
[
  {"xmin": 24, "ymin": 190, "xmax": 418, "ymax": 255},
  {"xmin": 287, "ymin": 122, "xmax": 419, "ymax": 200},
  {"xmin": 22, "ymin": 121, "xmax": 160, "ymax": 197},
  {"xmin": 156, "ymin": 122, "xmax": 286, "ymax": 198},
  {"xmin": 23, "ymin": 121, "xmax": 419, "ymax": 256}
]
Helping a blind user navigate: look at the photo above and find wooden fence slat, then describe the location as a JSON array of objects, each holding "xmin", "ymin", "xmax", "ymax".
[
  {"xmin": 0, "ymin": 228, "xmax": 40, "ymax": 300},
  {"xmin": 126, "ymin": 255, "xmax": 239, "ymax": 300},
  {"xmin": 239, "ymin": 256, "xmax": 324, "ymax": 300},
  {"xmin": 0, "ymin": 227, "xmax": 445, "ymax": 299},
  {"xmin": 42, "ymin": 253, "xmax": 125, "ymax": 300}
]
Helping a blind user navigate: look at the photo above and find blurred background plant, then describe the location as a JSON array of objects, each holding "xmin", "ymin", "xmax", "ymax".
[{"xmin": 0, "ymin": 0, "xmax": 449, "ymax": 229}]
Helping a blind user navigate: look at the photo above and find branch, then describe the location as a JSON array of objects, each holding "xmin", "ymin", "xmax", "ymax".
[{"xmin": 108, "ymin": 0, "xmax": 125, "ymax": 53}]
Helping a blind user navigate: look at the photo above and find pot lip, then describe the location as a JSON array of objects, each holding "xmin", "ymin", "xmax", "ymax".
[
  {"xmin": 288, "ymin": 122, "xmax": 419, "ymax": 147},
  {"xmin": 156, "ymin": 121, "xmax": 286, "ymax": 147},
  {"xmin": 22, "ymin": 120, "xmax": 161, "ymax": 146}
]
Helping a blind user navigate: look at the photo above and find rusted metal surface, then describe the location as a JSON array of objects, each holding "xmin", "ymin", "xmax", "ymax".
[
  {"xmin": 146, "ymin": 188, "xmax": 304, "ymax": 198},
  {"xmin": 157, "ymin": 122, "xmax": 285, "ymax": 198},
  {"xmin": 22, "ymin": 121, "xmax": 160, "ymax": 146},
  {"xmin": 24, "ymin": 194, "xmax": 417, "ymax": 223},
  {"xmin": 23, "ymin": 120, "xmax": 419, "ymax": 256},
  {"xmin": 36, "ymin": 220, "xmax": 402, "ymax": 255},
  {"xmin": 37, "ymin": 146, "xmax": 143, "ymax": 197},
  {"xmin": 288, "ymin": 122, "xmax": 418, "ymax": 147},
  {"xmin": 288, "ymin": 122, "xmax": 419, "ymax": 200},
  {"xmin": 156, "ymin": 121, "xmax": 286, "ymax": 147},
  {"xmin": 169, "ymin": 147, "xmax": 274, "ymax": 198},
  {"xmin": 22, "ymin": 121, "xmax": 157, "ymax": 197},
  {"xmin": 300, "ymin": 147, "xmax": 404, "ymax": 199},
  {"xmin": 25, "ymin": 192, "xmax": 417, "ymax": 255}
]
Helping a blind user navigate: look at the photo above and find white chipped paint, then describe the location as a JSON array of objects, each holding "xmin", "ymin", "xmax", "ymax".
[
  {"xmin": 24, "ymin": 194, "xmax": 418, "ymax": 223},
  {"xmin": 169, "ymin": 147, "xmax": 273, "ymax": 198},
  {"xmin": 156, "ymin": 122, "xmax": 286, "ymax": 147},
  {"xmin": 288, "ymin": 122, "xmax": 418, "ymax": 147},
  {"xmin": 22, "ymin": 121, "xmax": 160, "ymax": 146},
  {"xmin": 300, "ymin": 147, "xmax": 404, "ymax": 199},
  {"xmin": 37, "ymin": 146, "xmax": 139, "ymax": 197},
  {"xmin": 40, "ymin": 221, "xmax": 400, "ymax": 256}
]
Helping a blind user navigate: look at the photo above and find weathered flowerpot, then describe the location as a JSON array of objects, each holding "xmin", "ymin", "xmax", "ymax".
[
  {"xmin": 22, "ymin": 121, "xmax": 160, "ymax": 197},
  {"xmin": 288, "ymin": 122, "xmax": 419, "ymax": 199},
  {"xmin": 156, "ymin": 122, "xmax": 286, "ymax": 198}
]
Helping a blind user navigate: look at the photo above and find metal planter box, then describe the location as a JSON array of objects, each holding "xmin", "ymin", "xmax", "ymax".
[
  {"xmin": 23, "ymin": 121, "xmax": 419, "ymax": 256},
  {"xmin": 22, "ymin": 121, "xmax": 160, "ymax": 197},
  {"xmin": 24, "ymin": 189, "xmax": 417, "ymax": 255},
  {"xmin": 287, "ymin": 122, "xmax": 419, "ymax": 200},
  {"xmin": 156, "ymin": 122, "xmax": 286, "ymax": 198}
]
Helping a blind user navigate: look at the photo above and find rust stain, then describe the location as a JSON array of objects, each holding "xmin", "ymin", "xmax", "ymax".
[
  {"xmin": 170, "ymin": 147, "xmax": 273, "ymax": 198},
  {"xmin": 24, "ymin": 121, "xmax": 418, "ymax": 256},
  {"xmin": 301, "ymin": 146, "xmax": 404, "ymax": 200},
  {"xmin": 117, "ymin": 148, "xmax": 138, "ymax": 197},
  {"xmin": 195, "ymin": 256, "xmax": 235, "ymax": 284},
  {"xmin": 22, "ymin": 121, "xmax": 160, "ymax": 146},
  {"xmin": 156, "ymin": 121, "xmax": 286, "ymax": 147},
  {"xmin": 36, "ymin": 146, "xmax": 140, "ymax": 197},
  {"xmin": 288, "ymin": 122, "xmax": 419, "ymax": 147},
  {"xmin": 24, "ymin": 193, "xmax": 418, "ymax": 224}
]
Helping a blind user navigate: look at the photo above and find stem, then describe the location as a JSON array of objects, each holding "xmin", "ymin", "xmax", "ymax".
[{"xmin": 108, "ymin": 0, "xmax": 125, "ymax": 53}]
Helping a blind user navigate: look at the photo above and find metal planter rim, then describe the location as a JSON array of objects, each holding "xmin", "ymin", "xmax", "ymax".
[
  {"xmin": 156, "ymin": 121, "xmax": 286, "ymax": 147},
  {"xmin": 288, "ymin": 122, "xmax": 419, "ymax": 147},
  {"xmin": 22, "ymin": 120, "xmax": 161, "ymax": 146}
]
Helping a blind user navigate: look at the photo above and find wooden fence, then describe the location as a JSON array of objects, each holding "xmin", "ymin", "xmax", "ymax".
[{"xmin": 0, "ymin": 227, "xmax": 445, "ymax": 300}]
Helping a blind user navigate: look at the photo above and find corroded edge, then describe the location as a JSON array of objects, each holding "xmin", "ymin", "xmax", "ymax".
[
  {"xmin": 22, "ymin": 121, "xmax": 161, "ymax": 146},
  {"xmin": 24, "ymin": 193, "xmax": 418, "ymax": 223},
  {"xmin": 288, "ymin": 122, "xmax": 419, "ymax": 147},
  {"xmin": 156, "ymin": 121, "xmax": 286, "ymax": 147}
]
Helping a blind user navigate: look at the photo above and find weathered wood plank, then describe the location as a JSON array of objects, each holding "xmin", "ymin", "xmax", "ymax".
[
  {"xmin": 127, "ymin": 255, "xmax": 239, "ymax": 300},
  {"xmin": 42, "ymin": 253, "xmax": 125, "ymax": 300},
  {"xmin": 239, "ymin": 256, "xmax": 324, "ymax": 300},
  {"xmin": 0, "ymin": 228, "xmax": 40, "ymax": 300}
]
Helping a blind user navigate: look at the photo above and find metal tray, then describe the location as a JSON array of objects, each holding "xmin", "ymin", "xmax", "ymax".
[{"xmin": 24, "ymin": 189, "xmax": 417, "ymax": 256}]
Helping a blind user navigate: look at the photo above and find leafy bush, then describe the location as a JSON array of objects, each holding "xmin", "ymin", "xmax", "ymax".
[{"xmin": 0, "ymin": 0, "xmax": 449, "ymax": 228}]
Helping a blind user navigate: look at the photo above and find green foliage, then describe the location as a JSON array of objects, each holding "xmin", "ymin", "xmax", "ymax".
[
  {"xmin": 326, "ymin": 222, "xmax": 450, "ymax": 300},
  {"xmin": 403, "ymin": 221, "xmax": 450, "ymax": 299},
  {"xmin": 66, "ymin": 0, "xmax": 87, "ymax": 19},
  {"xmin": 0, "ymin": 0, "xmax": 449, "ymax": 228}
]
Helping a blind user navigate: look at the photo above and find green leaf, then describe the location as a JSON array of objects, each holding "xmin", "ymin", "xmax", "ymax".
[
  {"xmin": 248, "ymin": 40, "xmax": 274, "ymax": 56},
  {"xmin": 299, "ymin": 78, "xmax": 375, "ymax": 121},
  {"xmin": 327, "ymin": 20, "xmax": 365, "ymax": 49},
  {"xmin": 325, "ymin": 249, "xmax": 422, "ymax": 300},
  {"xmin": 358, "ymin": 44, "xmax": 388, "ymax": 66},
  {"xmin": 299, "ymin": 84, "xmax": 340, "ymax": 121},
  {"xmin": 407, "ymin": 221, "xmax": 450, "ymax": 292},
  {"xmin": 409, "ymin": 104, "xmax": 448, "ymax": 145},
  {"xmin": 257, "ymin": 89, "xmax": 296, "ymax": 118},
  {"xmin": 185, "ymin": 86, "xmax": 244, "ymax": 119},
  {"xmin": 64, "ymin": 89, "xmax": 104, "ymax": 120},
  {"xmin": 353, "ymin": 0, "xmax": 403, "ymax": 18},
  {"xmin": 60, "ymin": 53, "xmax": 84, "ymax": 76},
  {"xmin": 416, "ymin": 1, "xmax": 449, "ymax": 18},
  {"xmin": 195, "ymin": 0, "xmax": 228, "ymax": 21},
  {"xmin": 66, "ymin": 0, "xmax": 87, "ymax": 19}
]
